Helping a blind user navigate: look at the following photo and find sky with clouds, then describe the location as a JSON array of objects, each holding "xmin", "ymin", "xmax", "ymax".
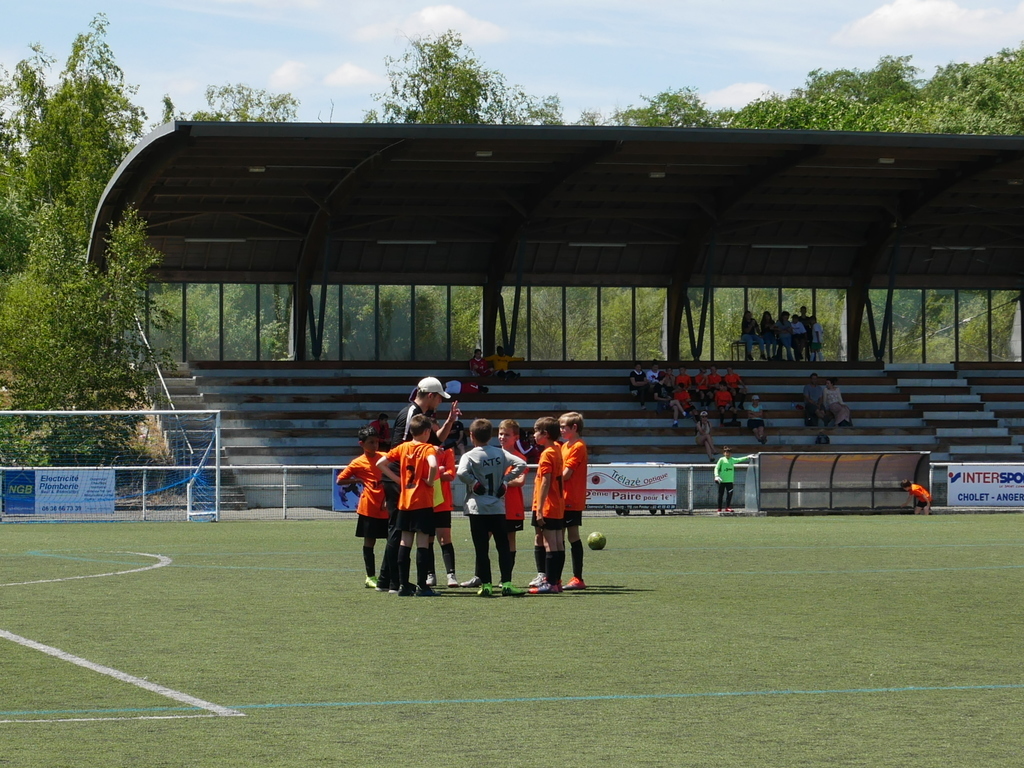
[{"xmin": 4, "ymin": 1, "xmax": 1024, "ymax": 128}]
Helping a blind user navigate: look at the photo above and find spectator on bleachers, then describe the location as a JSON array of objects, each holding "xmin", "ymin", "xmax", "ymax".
[
  {"xmin": 653, "ymin": 379, "xmax": 674, "ymax": 414},
  {"xmin": 802, "ymin": 373, "xmax": 827, "ymax": 427},
  {"xmin": 820, "ymin": 377, "xmax": 852, "ymax": 427},
  {"xmin": 445, "ymin": 380, "xmax": 489, "ymax": 396},
  {"xmin": 646, "ymin": 362, "xmax": 669, "ymax": 386},
  {"xmin": 629, "ymin": 362, "xmax": 652, "ymax": 409},
  {"xmin": 775, "ymin": 311, "xmax": 795, "ymax": 361},
  {"xmin": 724, "ymin": 367, "xmax": 747, "ymax": 409},
  {"xmin": 707, "ymin": 365, "xmax": 723, "ymax": 391},
  {"xmin": 670, "ymin": 384, "xmax": 694, "ymax": 427},
  {"xmin": 760, "ymin": 311, "xmax": 778, "ymax": 359},
  {"xmin": 791, "ymin": 313, "xmax": 807, "ymax": 361},
  {"xmin": 740, "ymin": 310, "xmax": 765, "ymax": 360},
  {"xmin": 745, "ymin": 394, "xmax": 767, "ymax": 444},
  {"xmin": 694, "ymin": 410, "xmax": 717, "ymax": 461},
  {"xmin": 674, "ymin": 367, "xmax": 693, "ymax": 397},
  {"xmin": 695, "ymin": 366, "xmax": 712, "ymax": 406},
  {"xmin": 469, "ymin": 348, "xmax": 494, "ymax": 377},
  {"xmin": 485, "ymin": 346, "xmax": 523, "ymax": 380},
  {"xmin": 369, "ymin": 412, "xmax": 391, "ymax": 450},
  {"xmin": 809, "ymin": 316, "xmax": 824, "ymax": 362},
  {"xmin": 713, "ymin": 383, "xmax": 740, "ymax": 427},
  {"xmin": 515, "ymin": 427, "xmax": 541, "ymax": 463}
]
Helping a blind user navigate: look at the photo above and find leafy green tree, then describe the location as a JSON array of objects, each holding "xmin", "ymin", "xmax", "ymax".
[
  {"xmin": 0, "ymin": 14, "xmax": 145, "ymax": 243},
  {"xmin": 162, "ymin": 83, "xmax": 299, "ymax": 123},
  {"xmin": 0, "ymin": 208, "xmax": 165, "ymax": 410},
  {"xmin": 923, "ymin": 44, "xmax": 1024, "ymax": 134},
  {"xmin": 612, "ymin": 87, "xmax": 721, "ymax": 128},
  {"xmin": 365, "ymin": 30, "xmax": 562, "ymax": 125}
]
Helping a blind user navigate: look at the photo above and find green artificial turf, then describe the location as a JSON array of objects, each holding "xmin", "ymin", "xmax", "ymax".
[{"xmin": 1, "ymin": 514, "xmax": 1022, "ymax": 767}]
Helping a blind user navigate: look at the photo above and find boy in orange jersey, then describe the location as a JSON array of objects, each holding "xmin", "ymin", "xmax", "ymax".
[
  {"xmin": 713, "ymin": 383, "xmax": 740, "ymax": 427},
  {"xmin": 670, "ymin": 385, "xmax": 693, "ymax": 427},
  {"xmin": 377, "ymin": 414, "xmax": 440, "ymax": 596},
  {"xmin": 559, "ymin": 411, "xmax": 589, "ymax": 590},
  {"xmin": 426, "ymin": 441, "xmax": 461, "ymax": 588},
  {"xmin": 723, "ymin": 367, "xmax": 747, "ymax": 409},
  {"xmin": 900, "ymin": 479, "xmax": 932, "ymax": 515},
  {"xmin": 335, "ymin": 425, "xmax": 388, "ymax": 589},
  {"xmin": 498, "ymin": 419, "xmax": 530, "ymax": 581},
  {"xmin": 528, "ymin": 416, "xmax": 565, "ymax": 594}
]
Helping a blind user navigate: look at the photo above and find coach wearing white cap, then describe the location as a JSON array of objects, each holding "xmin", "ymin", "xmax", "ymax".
[{"xmin": 377, "ymin": 376, "xmax": 461, "ymax": 593}]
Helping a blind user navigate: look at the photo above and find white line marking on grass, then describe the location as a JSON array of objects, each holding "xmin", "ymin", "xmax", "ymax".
[
  {"xmin": 0, "ymin": 714, "xmax": 221, "ymax": 724},
  {"xmin": 1, "ymin": 551, "xmax": 172, "ymax": 587},
  {"xmin": 0, "ymin": 629, "xmax": 244, "ymax": 719}
]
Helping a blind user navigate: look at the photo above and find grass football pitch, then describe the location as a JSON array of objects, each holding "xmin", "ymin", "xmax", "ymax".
[{"xmin": 2, "ymin": 513, "xmax": 1022, "ymax": 767}]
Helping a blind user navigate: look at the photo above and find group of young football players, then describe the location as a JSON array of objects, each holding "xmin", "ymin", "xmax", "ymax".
[{"xmin": 336, "ymin": 387, "xmax": 589, "ymax": 597}]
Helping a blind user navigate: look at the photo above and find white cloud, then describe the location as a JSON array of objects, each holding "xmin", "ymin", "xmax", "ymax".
[
  {"xmin": 270, "ymin": 60, "xmax": 311, "ymax": 90},
  {"xmin": 834, "ymin": 0, "xmax": 1024, "ymax": 46},
  {"xmin": 324, "ymin": 62, "xmax": 382, "ymax": 88},
  {"xmin": 355, "ymin": 5, "xmax": 506, "ymax": 44},
  {"xmin": 704, "ymin": 82, "xmax": 779, "ymax": 110}
]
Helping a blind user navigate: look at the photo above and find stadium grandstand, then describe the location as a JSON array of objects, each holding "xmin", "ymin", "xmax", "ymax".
[{"xmin": 80, "ymin": 122, "xmax": 1024, "ymax": 512}]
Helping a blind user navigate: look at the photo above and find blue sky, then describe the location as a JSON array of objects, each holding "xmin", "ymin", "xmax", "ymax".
[{"xmin": 5, "ymin": 1, "xmax": 1024, "ymax": 126}]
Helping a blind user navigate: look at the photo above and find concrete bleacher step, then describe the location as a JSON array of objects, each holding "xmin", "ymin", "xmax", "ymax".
[{"xmin": 176, "ymin": 360, "xmax": 1024, "ymax": 471}]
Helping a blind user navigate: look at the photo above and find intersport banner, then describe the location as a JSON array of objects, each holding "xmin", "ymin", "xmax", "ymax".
[{"xmin": 946, "ymin": 465, "xmax": 1024, "ymax": 507}]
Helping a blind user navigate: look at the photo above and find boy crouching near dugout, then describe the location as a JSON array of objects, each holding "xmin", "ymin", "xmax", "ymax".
[
  {"xmin": 559, "ymin": 411, "xmax": 589, "ymax": 590},
  {"xmin": 456, "ymin": 419, "xmax": 528, "ymax": 597},
  {"xmin": 335, "ymin": 426, "xmax": 388, "ymax": 588},
  {"xmin": 376, "ymin": 414, "xmax": 440, "ymax": 596},
  {"xmin": 529, "ymin": 416, "xmax": 566, "ymax": 594},
  {"xmin": 900, "ymin": 479, "xmax": 932, "ymax": 515}
]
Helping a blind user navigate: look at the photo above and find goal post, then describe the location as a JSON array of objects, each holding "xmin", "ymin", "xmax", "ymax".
[{"xmin": 0, "ymin": 410, "xmax": 221, "ymax": 522}]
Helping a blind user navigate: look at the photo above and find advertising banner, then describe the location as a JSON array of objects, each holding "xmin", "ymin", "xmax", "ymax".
[
  {"xmin": 587, "ymin": 464, "xmax": 677, "ymax": 509},
  {"xmin": 3, "ymin": 469, "xmax": 116, "ymax": 515},
  {"xmin": 946, "ymin": 465, "xmax": 1024, "ymax": 507}
]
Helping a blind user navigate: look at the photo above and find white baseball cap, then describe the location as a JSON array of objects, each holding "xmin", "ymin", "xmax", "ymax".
[{"xmin": 417, "ymin": 376, "xmax": 451, "ymax": 399}]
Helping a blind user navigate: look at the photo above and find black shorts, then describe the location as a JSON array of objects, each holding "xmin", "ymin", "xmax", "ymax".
[
  {"xmin": 747, "ymin": 419, "xmax": 764, "ymax": 429},
  {"xmin": 914, "ymin": 498, "xmax": 929, "ymax": 508},
  {"xmin": 433, "ymin": 510, "xmax": 453, "ymax": 528},
  {"xmin": 355, "ymin": 515, "xmax": 389, "ymax": 539},
  {"xmin": 505, "ymin": 518, "xmax": 525, "ymax": 533},
  {"xmin": 564, "ymin": 509, "xmax": 584, "ymax": 528},
  {"xmin": 531, "ymin": 511, "xmax": 565, "ymax": 530},
  {"xmin": 397, "ymin": 507, "xmax": 436, "ymax": 535}
]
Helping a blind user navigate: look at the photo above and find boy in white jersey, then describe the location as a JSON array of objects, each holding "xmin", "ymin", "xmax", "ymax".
[{"xmin": 456, "ymin": 418, "xmax": 527, "ymax": 597}]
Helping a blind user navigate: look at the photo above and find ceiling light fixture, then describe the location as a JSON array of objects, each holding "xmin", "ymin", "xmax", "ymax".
[
  {"xmin": 248, "ymin": 166, "xmax": 266, "ymax": 173},
  {"xmin": 475, "ymin": 150, "xmax": 493, "ymax": 158},
  {"xmin": 877, "ymin": 157, "xmax": 896, "ymax": 164}
]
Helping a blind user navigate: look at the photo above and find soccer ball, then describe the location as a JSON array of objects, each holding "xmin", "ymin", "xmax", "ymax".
[{"xmin": 587, "ymin": 531, "xmax": 607, "ymax": 550}]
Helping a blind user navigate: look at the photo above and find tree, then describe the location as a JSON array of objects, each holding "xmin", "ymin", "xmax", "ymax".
[
  {"xmin": 923, "ymin": 44, "xmax": 1024, "ymax": 134},
  {"xmin": 611, "ymin": 87, "xmax": 722, "ymax": 128},
  {"xmin": 0, "ymin": 14, "xmax": 145, "ymax": 243},
  {"xmin": 163, "ymin": 83, "xmax": 299, "ymax": 123},
  {"xmin": 0, "ymin": 209, "xmax": 165, "ymax": 410},
  {"xmin": 365, "ymin": 30, "xmax": 562, "ymax": 125}
]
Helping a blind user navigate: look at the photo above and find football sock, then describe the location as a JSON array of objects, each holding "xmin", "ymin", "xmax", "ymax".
[
  {"xmin": 570, "ymin": 539, "xmax": 584, "ymax": 579},
  {"xmin": 441, "ymin": 542, "xmax": 456, "ymax": 575},
  {"xmin": 509, "ymin": 550, "xmax": 517, "ymax": 571},
  {"xmin": 554, "ymin": 551, "xmax": 566, "ymax": 584},
  {"xmin": 535, "ymin": 545, "xmax": 546, "ymax": 574},
  {"xmin": 397, "ymin": 545, "xmax": 412, "ymax": 588},
  {"xmin": 426, "ymin": 544, "xmax": 436, "ymax": 578},
  {"xmin": 545, "ymin": 551, "xmax": 556, "ymax": 583},
  {"xmin": 416, "ymin": 546, "xmax": 430, "ymax": 588},
  {"xmin": 362, "ymin": 546, "xmax": 375, "ymax": 578}
]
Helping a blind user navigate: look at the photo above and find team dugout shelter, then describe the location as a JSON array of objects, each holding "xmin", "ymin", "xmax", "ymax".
[{"xmin": 88, "ymin": 122, "xmax": 1024, "ymax": 365}]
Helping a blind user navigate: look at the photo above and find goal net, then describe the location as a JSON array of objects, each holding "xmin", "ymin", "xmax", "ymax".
[{"xmin": 0, "ymin": 410, "xmax": 221, "ymax": 522}]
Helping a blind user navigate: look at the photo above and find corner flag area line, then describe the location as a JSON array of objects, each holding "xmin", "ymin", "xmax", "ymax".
[{"xmin": 0, "ymin": 629, "xmax": 244, "ymax": 719}]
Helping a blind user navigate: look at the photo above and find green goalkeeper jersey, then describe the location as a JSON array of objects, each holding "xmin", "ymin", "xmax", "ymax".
[{"xmin": 714, "ymin": 454, "xmax": 751, "ymax": 483}]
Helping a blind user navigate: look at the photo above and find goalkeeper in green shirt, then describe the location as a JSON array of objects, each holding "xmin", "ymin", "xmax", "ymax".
[{"xmin": 714, "ymin": 447, "xmax": 752, "ymax": 512}]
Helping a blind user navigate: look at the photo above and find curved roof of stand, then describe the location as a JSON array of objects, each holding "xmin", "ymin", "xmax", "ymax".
[
  {"xmin": 90, "ymin": 121, "xmax": 1024, "ymax": 289},
  {"xmin": 89, "ymin": 122, "xmax": 1024, "ymax": 359}
]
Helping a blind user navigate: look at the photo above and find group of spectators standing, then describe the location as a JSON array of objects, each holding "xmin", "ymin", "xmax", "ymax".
[
  {"xmin": 628, "ymin": 362, "xmax": 768, "ymax": 459},
  {"xmin": 741, "ymin": 306, "xmax": 824, "ymax": 363}
]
